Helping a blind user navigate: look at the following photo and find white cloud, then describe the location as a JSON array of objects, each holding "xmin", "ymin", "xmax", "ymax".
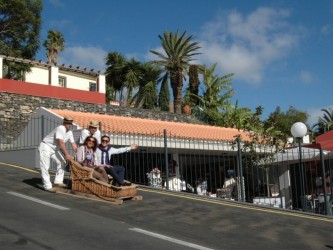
[
  {"xmin": 198, "ymin": 7, "xmax": 302, "ymax": 84},
  {"xmin": 307, "ymin": 108, "xmax": 322, "ymax": 127},
  {"xmin": 58, "ymin": 46, "xmax": 107, "ymax": 72},
  {"xmin": 200, "ymin": 42, "xmax": 262, "ymax": 82},
  {"xmin": 299, "ymin": 70, "xmax": 313, "ymax": 84},
  {"xmin": 145, "ymin": 46, "xmax": 165, "ymax": 62},
  {"xmin": 307, "ymin": 106, "xmax": 333, "ymax": 127}
]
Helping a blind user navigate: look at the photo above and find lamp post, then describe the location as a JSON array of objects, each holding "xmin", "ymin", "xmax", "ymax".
[{"xmin": 291, "ymin": 122, "xmax": 308, "ymax": 211}]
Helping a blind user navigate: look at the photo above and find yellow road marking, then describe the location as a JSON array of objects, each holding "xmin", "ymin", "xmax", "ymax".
[
  {"xmin": 0, "ymin": 162, "xmax": 39, "ymax": 173},
  {"xmin": 1, "ymin": 162, "xmax": 332, "ymax": 223},
  {"xmin": 138, "ymin": 188, "xmax": 333, "ymax": 223}
]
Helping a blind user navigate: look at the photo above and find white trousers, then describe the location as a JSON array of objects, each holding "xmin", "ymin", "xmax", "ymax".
[{"xmin": 39, "ymin": 143, "xmax": 66, "ymax": 190}]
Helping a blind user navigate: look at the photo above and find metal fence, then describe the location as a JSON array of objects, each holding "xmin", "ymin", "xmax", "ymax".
[{"xmin": 1, "ymin": 116, "xmax": 332, "ymax": 216}]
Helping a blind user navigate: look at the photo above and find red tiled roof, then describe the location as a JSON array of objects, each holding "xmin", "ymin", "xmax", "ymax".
[{"xmin": 50, "ymin": 109, "xmax": 251, "ymax": 142}]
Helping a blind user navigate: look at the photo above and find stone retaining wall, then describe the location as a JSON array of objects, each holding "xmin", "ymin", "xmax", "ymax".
[{"xmin": 0, "ymin": 92, "xmax": 204, "ymax": 142}]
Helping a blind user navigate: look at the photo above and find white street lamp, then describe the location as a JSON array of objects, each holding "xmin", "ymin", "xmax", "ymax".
[
  {"xmin": 291, "ymin": 122, "xmax": 308, "ymax": 139},
  {"xmin": 290, "ymin": 122, "xmax": 308, "ymax": 211}
]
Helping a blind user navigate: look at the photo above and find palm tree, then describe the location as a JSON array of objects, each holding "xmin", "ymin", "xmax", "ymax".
[
  {"xmin": 132, "ymin": 63, "xmax": 160, "ymax": 109},
  {"xmin": 43, "ymin": 30, "xmax": 65, "ymax": 64},
  {"xmin": 221, "ymin": 101, "xmax": 253, "ymax": 129},
  {"xmin": 190, "ymin": 64, "xmax": 234, "ymax": 125},
  {"xmin": 150, "ymin": 31, "xmax": 201, "ymax": 113},
  {"xmin": 105, "ymin": 52, "xmax": 143, "ymax": 105},
  {"xmin": 312, "ymin": 108, "xmax": 333, "ymax": 136},
  {"xmin": 201, "ymin": 64, "xmax": 234, "ymax": 111},
  {"xmin": 122, "ymin": 58, "xmax": 143, "ymax": 104},
  {"xmin": 105, "ymin": 52, "xmax": 127, "ymax": 103}
]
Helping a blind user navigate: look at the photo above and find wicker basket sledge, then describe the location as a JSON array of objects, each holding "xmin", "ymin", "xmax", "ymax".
[{"xmin": 69, "ymin": 160, "xmax": 138, "ymax": 200}]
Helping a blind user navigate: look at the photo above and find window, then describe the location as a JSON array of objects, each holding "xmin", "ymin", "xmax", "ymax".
[
  {"xmin": 58, "ymin": 76, "xmax": 66, "ymax": 87},
  {"xmin": 89, "ymin": 82, "xmax": 97, "ymax": 92}
]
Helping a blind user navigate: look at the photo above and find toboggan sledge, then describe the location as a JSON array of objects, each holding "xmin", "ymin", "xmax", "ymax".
[{"xmin": 55, "ymin": 160, "xmax": 142, "ymax": 205}]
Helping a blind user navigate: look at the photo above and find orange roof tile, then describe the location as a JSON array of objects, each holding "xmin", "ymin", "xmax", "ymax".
[{"xmin": 50, "ymin": 109, "xmax": 251, "ymax": 142}]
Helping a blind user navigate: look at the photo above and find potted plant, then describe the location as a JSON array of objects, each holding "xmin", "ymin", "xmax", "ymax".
[{"xmin": 182, "ymin": 93, "xmax": 192, "ymax": 115}]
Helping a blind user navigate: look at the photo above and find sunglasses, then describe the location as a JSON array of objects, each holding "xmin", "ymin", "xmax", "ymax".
[
  {"xmin": 87, "ymin": 139, "xmax": 96, "ymax": 143},
  {"xmin": 102, "ymin": 140, "xmax": 109, "ymax": 143}
]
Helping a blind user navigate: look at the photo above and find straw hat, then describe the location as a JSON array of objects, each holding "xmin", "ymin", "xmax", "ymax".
[
  {"xmin": 63, "ymin": 117, "xmax": 73, "ymax": 123},
  {"xmin": 88, "ymin": 120, "xmax": 99, "ymax": 128}
]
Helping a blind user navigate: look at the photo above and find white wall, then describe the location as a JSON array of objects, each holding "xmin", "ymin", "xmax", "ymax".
[
  {"xmin": 23, "ymin": 64, "xmax": 101, "ymax": 92},
  {"xmin": 25, "ymin": 66, "xmax": 49, "ymax": 85},
  {"xmin": 98, "ymin": 74, "xmax": 106, "ymax": 93},
  {"xmin": 0, "ymin": 55, "xmax": 105, "ymax": 93},
  {"xmin": 59, "ymin": 71, "xmax": 96, "ymax": 91}
]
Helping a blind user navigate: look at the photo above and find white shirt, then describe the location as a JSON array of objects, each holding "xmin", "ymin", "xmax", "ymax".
[
  {"xmin": 42, "ymin": 125, "xmax": 75, "ymax": 151},
  {"xmin": 95, "ymin": 146, "xmax": 131, "ymax": 166},
  {"xmin": 79, "ymin": 128, "xmax": 101, "ymax": 144}
]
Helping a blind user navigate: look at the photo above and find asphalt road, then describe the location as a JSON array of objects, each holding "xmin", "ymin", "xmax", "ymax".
[{"xmin": 1, "ymin": 162, "xmax": 333, "ymax": 250}]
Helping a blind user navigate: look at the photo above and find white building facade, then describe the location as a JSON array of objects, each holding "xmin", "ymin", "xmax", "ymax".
[{"xmin": 0, "ymin": 55, "xmax": 105, "ymax": 94}]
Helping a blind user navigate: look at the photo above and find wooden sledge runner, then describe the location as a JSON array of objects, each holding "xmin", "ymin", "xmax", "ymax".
[{"xmin": 56, "ymin": 160, "xmax": 142, "ymax": 205}]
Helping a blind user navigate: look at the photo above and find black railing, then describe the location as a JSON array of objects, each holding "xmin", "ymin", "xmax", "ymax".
[{"xmin": 0, "ymin": 116, "xmax": 332, "ymax": 216}]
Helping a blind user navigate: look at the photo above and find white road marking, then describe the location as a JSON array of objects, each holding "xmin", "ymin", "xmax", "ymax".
[
  {"xmin": 129, "ymin": 228, "xmax": 214, "ymax": 250},
  {"xmin": 7, "ymin": 192, "xmax": 70, "ymax": 210}
]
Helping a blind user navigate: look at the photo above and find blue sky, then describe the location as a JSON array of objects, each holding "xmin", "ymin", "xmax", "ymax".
[{"xmin": 37, "ymin": 0, "xmax": 333, "ymax": 126}]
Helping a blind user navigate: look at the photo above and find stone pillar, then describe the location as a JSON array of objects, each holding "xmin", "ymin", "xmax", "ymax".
[
  {"xmin": 97, "ymin": 74, "xmax": 106, "ymax": 94},
  {"xmin": 49, "ymin": 65, "xmax": 59, "ymax": 86},
  {"xmin": 0, "ymin": 55, "xmax": 3, "ymax": 78}
]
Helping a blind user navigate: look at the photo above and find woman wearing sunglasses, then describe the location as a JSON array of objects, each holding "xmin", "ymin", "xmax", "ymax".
[{"xmin": 76, "ymin": 136, "xmax": 109, "ymax": 183}]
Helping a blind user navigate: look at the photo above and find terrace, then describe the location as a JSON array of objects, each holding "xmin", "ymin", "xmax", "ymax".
[{"xmin": 0, "ymin": 107, "xmax": 332, "ymax": 216}]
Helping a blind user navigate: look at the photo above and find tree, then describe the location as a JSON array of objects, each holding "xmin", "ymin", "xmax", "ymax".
[
  {"xmin": 221, "ymin": 101, "xmax": 254, "ymax": 130},
  {"xmin": 106, "ymin": 52, "xmax": 161, "ymax": 107},
  {"xmin": 105, "ymin": 51, "xmax": 127, "ymax": 103},
  {"xmin": 190, "ymin": 64, "xmax": 234, "ymax": 125},
  {"xmin": 200, "ymin": 64, "xmax": 234, "ymax": 110},
  {"xmin": 150, "ymin": 31, "xmax": 201, "ymax": 113},
  {"xmin": 132, "ymin": 63, "xmax": 160, "ymax": 109},
  {"xmin": 242, "ymin": 124, "xmax": 283, "ymax": 197},
  {"xmin": 265, "ymin": 106, "xmax": 308, "ymax": 142},
  {"xmin": 244, "ymin": 106, "xmax": 264, "ymax": 131},
  {"xmin": 105, "ymin": 52, "xmax": 143, "ymax": 105},
  {"xmin": 0, "ymin": 0, "xmax": 42, "ymax": 79},
  {"xmin": 240, "ymin": 106, "xmax": 285, "ymax": 197},
  {"xmin": 158, "ymin": 74, "xmax": 170, "ymax": 111},
  {"xmin": 241, "ymin": 106, "xmax": 308, "ymax": 197},
  {"xmin": 43, "ymin": 30, "xmax": 65, "ymax": 64},
  {"xmin": 122, "ymin": 58, "xmax": 143, "ymax": 104},
  {"xmin": 312, "ymin": 108, "xmax": 333, "ymax": 136},
  {"xmin": 187, "ymin": 64, "xmax": 200, "ymax": 106}
]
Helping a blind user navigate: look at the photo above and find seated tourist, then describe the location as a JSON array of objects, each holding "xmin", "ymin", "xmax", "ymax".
[
  {"xmin": 76, "ymin": 136, "xmax": 109, "ymax": 183},
  {"xmin": 96, "ymin": 135, "xmax": 138, "ymax": 186}
]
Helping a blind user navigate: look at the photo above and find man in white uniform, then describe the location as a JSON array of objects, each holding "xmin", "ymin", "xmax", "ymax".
[
  {"xmin": 79, "ymin": 120, "xmax": 101, "ymax": 145},
  {"xmin": 39, "ymin": 117, "xmax": 77, "ymax": 192}
]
